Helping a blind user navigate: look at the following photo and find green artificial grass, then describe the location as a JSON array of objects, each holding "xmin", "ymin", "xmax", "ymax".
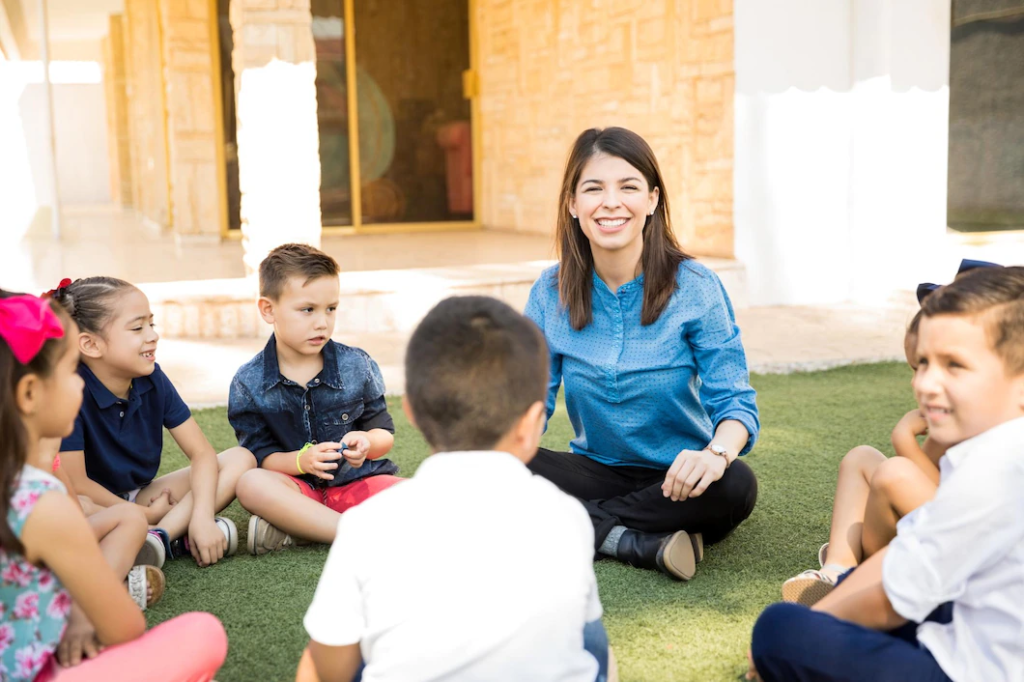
[{"xmin": 148, "ymin": 362, "xmax": 917, "ymax": 682}]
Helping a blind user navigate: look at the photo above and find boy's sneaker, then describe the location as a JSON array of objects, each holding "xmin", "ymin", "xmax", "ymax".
[
  {"xmin": 158, "ymin": 517, "xmax": 241, "ymax": 561},
  {"xmin": 133, "ymin": 530, "xmax": 167, "ymax": 569},
  {"xmin": 782, "ymin": 568, "xmax": 838, "ymax": 606},
  {"xmin": 247, "ymin": 515, "xmax": 296, "ymax": 555},
  {"xmin": 216, "ymin": 517, "xmax": 239, "ymax": 556}
]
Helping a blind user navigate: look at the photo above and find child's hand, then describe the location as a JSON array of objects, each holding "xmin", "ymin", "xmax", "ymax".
[
  {"xmin": 745, "ymin": 649, "xmax": 762, "ymax": 681},
  {"xmin": 300, "ymin": 442, "xmax": 344, "ymax": 480},
  {"xmin": 341, "ymin": 432, "xmax": 371, "ymax": 469},
  {"xmin": 142, "ymin": 489, "xmax": 176, "ymax": 525},
  {"xmin": 57, "ymin": 604, "xmax": 103, "ymax": 667},
  {"xmin": 189, "ymin": 517, "xmax": 228, "ymax": 567},
  {"xmin": 894, "ymin": 408, "xmax": 928, "ymax": 439}
]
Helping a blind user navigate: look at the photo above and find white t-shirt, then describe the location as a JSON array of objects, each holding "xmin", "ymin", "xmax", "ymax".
[
  {"xmin": 883, "ymin": 416, "xmax": 1024, "ymax": 682},
  {"xmin": 304, "ymin": 450, "xmax": 602, "ymax": 682}
]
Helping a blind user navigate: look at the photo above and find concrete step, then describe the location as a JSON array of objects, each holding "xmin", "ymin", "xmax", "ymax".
[{"xmin": 140, "ymin": 258, "xmax": 749, "ymax": 339}]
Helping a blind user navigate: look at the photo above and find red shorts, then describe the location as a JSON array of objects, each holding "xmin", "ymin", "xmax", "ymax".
[{"xmin": 286, "ymin": 474, "xmax": 403, "ymax": 514}]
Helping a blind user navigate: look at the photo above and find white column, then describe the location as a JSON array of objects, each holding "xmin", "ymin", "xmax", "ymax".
[{"xmin": 230, "ymin": 0, "xmax": 323, "ymax": 275}]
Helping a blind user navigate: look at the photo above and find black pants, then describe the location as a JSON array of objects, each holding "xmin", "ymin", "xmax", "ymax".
[{"xmin": 529, "ymin": 448, "xmax": 758, "ymax": 551}]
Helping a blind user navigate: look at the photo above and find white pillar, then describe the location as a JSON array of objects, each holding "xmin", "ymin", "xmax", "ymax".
[{"xmin": 230, "ymin": 0, "xmax": 323, "ymax": 275}]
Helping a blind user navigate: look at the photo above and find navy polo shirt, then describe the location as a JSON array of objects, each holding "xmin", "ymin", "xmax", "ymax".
[{"xmin": 60, "ymin": 363, "xmax": 191, "ymax": 495}]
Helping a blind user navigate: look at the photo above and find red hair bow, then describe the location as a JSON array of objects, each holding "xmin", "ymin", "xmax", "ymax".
[
  {"xmin": 0, "ymin": 295, "xmax": 65, "ymax": 364},
  {"xmin": 43, "ymin": 278, "xmax": 72, "ymax": 299}
]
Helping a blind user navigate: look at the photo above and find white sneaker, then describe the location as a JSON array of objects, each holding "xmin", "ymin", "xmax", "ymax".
[
  {"xmin": 133, "ymin": 530, "xmax": 167, "ymax": 568},
  {"xmin": 215, "ymin": 517, "xmax": 239, "ymax": 556}
]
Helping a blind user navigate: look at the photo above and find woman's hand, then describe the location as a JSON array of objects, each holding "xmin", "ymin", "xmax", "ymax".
[{"xmin": 662, "ymin": 449, "xmax": 726, "ymax": 501}]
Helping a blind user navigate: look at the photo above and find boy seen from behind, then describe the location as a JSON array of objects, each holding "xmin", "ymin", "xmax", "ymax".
[
  {"xmin": 749, "ymin": 266, "xmax": 1024, "ymax": 682},
  {"xmin": 300, "ymin": 296, "xmax": 610, "ymax": 682},
  {"xmin": 229, "ymin": 244, "xmax": 401, "ymax": 555}
]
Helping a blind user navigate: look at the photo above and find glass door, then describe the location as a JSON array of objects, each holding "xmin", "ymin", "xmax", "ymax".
[{"xmin": 313, "ymin": 0, "xmax": 475, "ymax": 230}]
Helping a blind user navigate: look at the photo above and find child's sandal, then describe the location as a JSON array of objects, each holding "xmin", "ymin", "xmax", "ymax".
[{"xmin": 127, "ymin": 564, "xmax": 166, "ymax": 610}]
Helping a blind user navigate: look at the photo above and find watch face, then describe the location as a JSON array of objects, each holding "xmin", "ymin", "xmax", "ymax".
[{"xmin": 710, "ymin": 445, "xmax": 727, "ymax": 455}]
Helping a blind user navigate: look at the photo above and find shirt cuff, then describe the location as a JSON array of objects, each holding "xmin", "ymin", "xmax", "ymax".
[
  {"xmin": 303, "ymin": 611, "xmax": 363, "ymax": 648},
  {"xmin": 252, "ymin": 445, "xmax": 280, "ymax": 467},
  {"xmin": 360, "ymin": 410, "xmax": 396, "ymax": 434},
  {"xmin": 882, "ymin": 534, "xmax": 937, "ymax": 623},
  {"xmin": 714, "ymin": 413, "xmax": 759, "ymax": 455}
]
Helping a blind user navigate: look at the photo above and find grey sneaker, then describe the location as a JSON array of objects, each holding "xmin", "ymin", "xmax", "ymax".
[{"xmin": 247, "ymin": 515, "xmax": 296, "ymax": 555}]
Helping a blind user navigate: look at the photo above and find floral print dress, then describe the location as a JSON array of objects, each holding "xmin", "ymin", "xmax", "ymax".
[{"xmin": 0, "ymin": 466, "xmax": 72, "ymax": 681}]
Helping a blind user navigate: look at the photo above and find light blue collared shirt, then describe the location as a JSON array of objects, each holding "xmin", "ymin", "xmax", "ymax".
[{"xmin": 524, "ymin": 261, "xmax": 759, "ymax": 470}]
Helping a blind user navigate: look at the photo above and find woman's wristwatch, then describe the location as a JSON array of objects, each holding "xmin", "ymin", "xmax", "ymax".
[{"xmin": 705, "ymin": 443, "xmax": 732, "ymax": 468}]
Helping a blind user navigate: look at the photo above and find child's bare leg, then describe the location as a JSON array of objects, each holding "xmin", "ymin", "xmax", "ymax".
[
  {"xmin": 823, "ymin": 446, "xmax": 887, "ymax": 568},
  {"xmin": 138, "ymin": 447, "xmax": 256, "ymax": 539},
  {"xmin": 236, "ymin": 469, "xmax": 340, "ymax": 544},
  {"xmin": 295, "ymin": 647, "xmax": 320, "ymax": 682},
  {"xmin": 88, "ymin": 503, "xmax": 149, "ymax": 580},
  {"xmin": 862, "ymin": 457, "xmax": 938, "ymax": 557}
]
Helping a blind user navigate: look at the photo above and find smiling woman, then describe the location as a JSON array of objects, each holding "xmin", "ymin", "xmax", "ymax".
[{"xmin": 524, "ymin": 127, "xmax": 760, "ymax": 582}]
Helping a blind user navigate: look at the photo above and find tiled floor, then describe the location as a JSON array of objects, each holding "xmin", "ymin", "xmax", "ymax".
[{"xmin": 1, "ymin": 205, "xmax": 557, "ymax": 293}]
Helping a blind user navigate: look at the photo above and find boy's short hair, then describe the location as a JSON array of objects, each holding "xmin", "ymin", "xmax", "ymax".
[
  {"xmin": 259, "ymin": 243, "xmax": 339, "ymax": 300},
  {"xmin": 921, "ymin": 265, "xmax": 1024, "ymax": 375},
  {"xmin": 405, "ymin": 296, "xmax": 549, "ymax": 452}
]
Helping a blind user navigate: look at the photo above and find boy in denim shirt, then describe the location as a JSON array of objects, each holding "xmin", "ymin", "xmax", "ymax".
[{"xmin": 229, "ymin": 244, "xmax": 400, "ymax": 555}]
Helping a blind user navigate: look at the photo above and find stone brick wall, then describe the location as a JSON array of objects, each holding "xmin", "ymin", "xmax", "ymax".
[
  {"xmin": 102, "ymin": 15, "xmax": 133, "ymax": 208},
  {"xmin": 475, "ymin": 0, "xmax": 735, "ymax": 257},
  {"xmin": 123, "ymin": 0, "xmax": 171, "ymax": 229},
  {"xmin": 159, "ymin": 0, "xmax": 221, "ymax": 237}
]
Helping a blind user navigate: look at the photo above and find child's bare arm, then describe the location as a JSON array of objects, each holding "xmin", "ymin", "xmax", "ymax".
[
  {"xmin": 891, "ymin": 409, "xmax": 940, "ymax": 485},
  {"xmin": 308, "ymin": 640, "xmax": 362, "ymax": 682},
  {"xmin": 812, "ymin": 548, "xmax": 907, "ymax": 631},
  {"xmin": 168, "ymin": 417, "xmax": 225, "ymax": 565},
  {"xmin": 22, "ymin": 492, "xmax": 146, "ymax": 645}
]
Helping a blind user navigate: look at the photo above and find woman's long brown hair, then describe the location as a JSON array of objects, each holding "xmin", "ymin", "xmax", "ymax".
[
  {"xmin": 556, "ymin": 127, "xmax": 691, "ymax": 331},
  {"xmin": 0, "ymin": 292, "xmax": 69, "ymax": 556}
]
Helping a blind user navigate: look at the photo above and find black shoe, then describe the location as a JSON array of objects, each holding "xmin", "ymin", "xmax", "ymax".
[{"xmin": 615, "ymin": 529, "xmax": 702, "ymax": 581}]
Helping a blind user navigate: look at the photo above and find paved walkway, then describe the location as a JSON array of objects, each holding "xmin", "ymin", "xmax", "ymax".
[{"xmin": 161, "ymin": 296, "xmax": 920, "ymax": 407}]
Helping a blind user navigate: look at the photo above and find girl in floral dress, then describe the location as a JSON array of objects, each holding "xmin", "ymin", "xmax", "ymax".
[{"xmin": 0, "ymin": 291, "xmax": 227, "ymax": 682}]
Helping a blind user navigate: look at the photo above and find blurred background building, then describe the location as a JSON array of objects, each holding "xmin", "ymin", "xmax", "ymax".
[{"xmin": 0, "ymin": 0, "xmax": 1020, "ymax": 339}]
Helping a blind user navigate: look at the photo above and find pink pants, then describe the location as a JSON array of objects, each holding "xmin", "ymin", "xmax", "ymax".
[{"xmin": 39, "ymin": 612, "xmax": 227, "ymax": 682}]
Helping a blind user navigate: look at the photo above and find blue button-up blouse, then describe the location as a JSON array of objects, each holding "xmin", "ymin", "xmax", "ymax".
[{"xmin": 524, "ymin": 261, "xmax": 759, "ymax": 470}]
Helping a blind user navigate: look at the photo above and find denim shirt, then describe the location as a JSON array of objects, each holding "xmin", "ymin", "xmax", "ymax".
[
  {"xmin": 228, "ymin": 335, "xmax": 398, "ymax": 487},
  {"xmin": 525, "ymin": 261, "xmax": 759, "ymax": 470}
]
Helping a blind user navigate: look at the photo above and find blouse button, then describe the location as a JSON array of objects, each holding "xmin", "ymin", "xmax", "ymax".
[
  {"xmin": 119, "ymin": 411, "xmax": 124, "ymax": 418},
  {"xmin": 342, "ymin": 414, "xmax": 349, "ymax": 421},
  {"xmin": 304, "ymin": 405, "xmax": 310, "ymax": 411},
  {"xmin": 314, "ymin": 378, "xmax": 320, "ymax": 384}
]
